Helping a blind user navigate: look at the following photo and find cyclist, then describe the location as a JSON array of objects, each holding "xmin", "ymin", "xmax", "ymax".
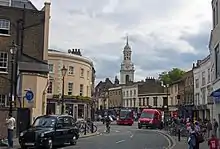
[{"xmin": 104, "ymin": 113, "xmax": 112, "ymax": 133}]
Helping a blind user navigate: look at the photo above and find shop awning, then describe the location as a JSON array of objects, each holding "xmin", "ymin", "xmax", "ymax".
[{"xmin": 210, "ymin": 88, "xmax": 220, "ymax": 103}]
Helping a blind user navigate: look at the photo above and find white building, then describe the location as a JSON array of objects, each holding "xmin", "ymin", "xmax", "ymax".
[
  {"xmin": 122, "ymin": 84, "xmax": 138, "ymax": 108},
  {"xmin": 120, "ymin": 37, "xmax": 135, "ymax": 84},
  {"xmin": 209, "ymin": 0, "xmax": 220, "ymax": 125},
  {"xmin": 193, "ymin": 55, "xmax": 212, "ymax": 120}
]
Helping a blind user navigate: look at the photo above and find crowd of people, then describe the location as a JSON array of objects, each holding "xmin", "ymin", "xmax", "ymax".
[{"xmin": 169, "ymin": 117, "xmax": 219, "ymax": 149}]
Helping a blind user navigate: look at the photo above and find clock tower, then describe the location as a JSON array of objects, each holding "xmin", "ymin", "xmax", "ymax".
[{"xmin": 120, "ymin": 36, "xmax": 135, "ymax": 84}]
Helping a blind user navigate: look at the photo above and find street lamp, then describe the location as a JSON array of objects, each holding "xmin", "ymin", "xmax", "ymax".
[
  {"xmin": 9, "ymin": 41, "xmax": 18, "ymax": 116},
  {"xmin": 61, "ymin": 65, "xmax": 67, "ymax": 114}
]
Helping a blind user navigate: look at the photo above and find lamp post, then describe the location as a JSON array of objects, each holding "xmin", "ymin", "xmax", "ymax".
[
  {"xmin": 61, "ymin": 65, "xmax": 67, "ymax": 114},
  {"xmin": 9, "ymin": 42, "xmax": 18, "ymax": 116}
]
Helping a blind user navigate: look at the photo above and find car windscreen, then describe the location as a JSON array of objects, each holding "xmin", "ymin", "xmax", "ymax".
[
  {"xmin": 140, "ymin": 112, "xmax": 154, "ymax": 119},
  {"xmin": 119, "ymin": 110, "xmax": 131, "ymax": 118},
  {"xmin": 32, "ymin": 116, "xmax": 56, "ymax": 128}
]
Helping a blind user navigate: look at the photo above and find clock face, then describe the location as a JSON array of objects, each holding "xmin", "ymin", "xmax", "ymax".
[{"xmin": 125, "ymin": 65, "xmax": 130, "ymax": 69}]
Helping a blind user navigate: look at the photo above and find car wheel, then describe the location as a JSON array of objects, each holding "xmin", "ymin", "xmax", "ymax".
[
  {"xmin": 47, "ymin": 138, "xmax": 53, "ymax": 149},
  {"xmin": 21, "ymin": 146, "xmax": 27, "ymax": 149},
  {"xmin": 138, "ymin": 125, "xmax": 142, "ymax": 129},
  {"xmin": 70, "ymin": 135, "xmax": 77, "ymax": 145}
]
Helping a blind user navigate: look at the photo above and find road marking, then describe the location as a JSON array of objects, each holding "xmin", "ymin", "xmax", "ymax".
[
  {"xmin": 130, "ymin": 134, "xmax": 134, "ymax": 138},
  {"xmin": 116, "ymin": 140, "xmax": 125, "ymax": 144},
  {"xmin": 115, "ymin": 130, "xmax": 120, "ymax": 132}
]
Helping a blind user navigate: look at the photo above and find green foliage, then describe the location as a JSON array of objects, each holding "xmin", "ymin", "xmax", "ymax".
[{"xmin": 158, "ymin": 68, "xmax": 185, "ymax": 85}]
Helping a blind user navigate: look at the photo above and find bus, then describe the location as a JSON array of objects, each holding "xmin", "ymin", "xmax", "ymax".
[{"xmin": 116, "ymin": 109, "xmax": 134, "ymax": 126}]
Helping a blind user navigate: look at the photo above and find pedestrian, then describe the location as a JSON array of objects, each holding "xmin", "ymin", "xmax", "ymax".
[
  {"xmin": 207, "ymin": 120, "xmax": 213, "ymax": 138},
  {"xmin": 194, "ymin": 121, "xmax": 202, "ymax": 149},
  {"xmin": 213, "ymin": 119, "xmax": 219, "ymax": 137},
  {"xmin": 188, "ymin": 125, "xmax": 196, "ymax": 149},
  {"xmin": 208, "ymin": 134, "xmax": 219, "ymax": 149},
  {"xmin": 5, "ymin": 113, "xmax": 16, "ymax": 148}
]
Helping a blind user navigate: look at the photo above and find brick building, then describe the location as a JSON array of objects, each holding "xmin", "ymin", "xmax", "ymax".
[{"xmin": 0, "ymin": 0, "xmax": 50, "ymax": 138}]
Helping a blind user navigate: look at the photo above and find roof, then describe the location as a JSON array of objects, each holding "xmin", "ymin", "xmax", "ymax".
[{"xmin": 11, "ymin": 0, "xmax": 38, "ymax": 10}]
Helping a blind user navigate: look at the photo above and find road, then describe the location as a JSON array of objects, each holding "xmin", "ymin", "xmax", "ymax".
[{"xmin": 63, "ymin": 122, "xmax": 171, "ymax": 149}]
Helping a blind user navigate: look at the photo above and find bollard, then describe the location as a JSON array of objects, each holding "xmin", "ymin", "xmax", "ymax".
[
  {"xmin": 178, "ymin": 129, "xmax": 181, "ymax": 142},
  {"xmin": 91, "ymin": 122, "xmax": 94, "ymax": 133},
  {"xmin": 84, "ymin": 122, "xmax": 87, "ymax": 135}
]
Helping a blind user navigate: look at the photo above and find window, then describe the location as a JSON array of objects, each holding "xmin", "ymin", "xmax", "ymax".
[
  {"xmin": 143, "ymin": 98, "xmax": 145, "ymax": 106},
  {"xmin": 139, "ymin": 98, "xmax": 141, "ymax": 106},
  {"xmin": 0, "ymin": 94, "xmax": 7, "ymax": 107},
  {"xmin": 134, "ymin": 90, "xmax": 136, "ymax": 96},
  {"xmin": 68, "ymin": 66, "xmax": 74, "ymax": 75},
  {"xmin": 48, "ymin": 64, "xmax": 53, "ymax": 73},
  {"xmin": 80, "ymin": 84, "xmax": 83, "ymax": 96},
  {"xmin": 80, "ymin": 68, "xmax": 84, "ymax": 77},
  {"xmin": 208, "ymin": 68, "xmax": 211, "ymax": 83},
  {"xmin": 202, "ymin": 71, "xmax": 205, "ymax": 86},
  {"xmin": 195, "ymin": 79, "xmax": 199, "ymax": 88},
  {"xmin": 0, "ymin": 0, "xmax": 11, "ymax": 6},
  {"xmin": 0, "ymin": 52, "xmax": 8, "ymax": 73},
  {"xmin": 130, "ymin": 90, "xmax": 132, "ymax": 97},
  {"xmin": 68, "ymin": 82, "xmax": 73, "ymax": 95},
  {"xmin": 146, "ymin": 97, "xmax": 149, "ymax": 105},
  {"xmin": 213, "ymin": 7, "xmax": 216, "ymax": 27},
  {"xmin": 47, "ymin": 81, "xmax": 53, "ymax": 93},
  {"xmin": 86, "ymin": 86, "xmax": 89, "ymax": 96},
  {"xmin": 123, "ymin": 91, "xmax": 125, "ymax": 97},
  {"xmin": 0, "ymin": 19, "xmax": 10, "ymax": 35},
  {"xmin": 216, "ymin": 1, "xmax": 219, "ymax": 26},
  {"xmin": 126, "ymin": 91, "xmax": 129, "ymax": 97},
  {"xmin": 215, "ymin": 45, "xmax": 220, "ymax": 79},
  {"xmin": 153, "ymin": 97, "xmax": 157, "ymax": 106},
  {"xmin": 87, "ymin": 71, "xmax": 89, "ymax": 79}
]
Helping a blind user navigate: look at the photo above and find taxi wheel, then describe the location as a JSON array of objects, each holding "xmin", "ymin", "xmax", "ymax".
[
  {"xmin": 47, "ymin": 139, "xmax": 53, "ymax": 149},
  {"xmin": 138, "ymin": 125, "xmax": 142, "ymax": 129},
  {"xmin": 70, "ymin": 135, "xmax": 77, "ymax": 145}
]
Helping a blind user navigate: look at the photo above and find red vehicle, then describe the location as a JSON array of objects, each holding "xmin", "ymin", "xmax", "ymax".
[
  {"xmin": 116, "ymin": 109, "xmax": 134, "ymax": 126},
  {"xmin": 138, "ymin": 109, "xmax": 162, "ymax": 129}
]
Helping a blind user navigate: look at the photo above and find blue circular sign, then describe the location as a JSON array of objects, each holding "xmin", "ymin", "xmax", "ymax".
[{"xmin": 25, "ymin": 90, "xmax": 34, "ymax": 101}]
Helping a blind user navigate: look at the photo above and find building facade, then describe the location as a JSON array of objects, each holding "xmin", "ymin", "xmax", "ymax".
[
  {"xmin": 120, "ymin": 37, "xmax": 135, "ymax": 84},
  {"xmin": 47, "ymin": 49, "xmax": 95, "ymax": 119},
  {"xmin": 122, "ymin": 83, "xmax": 138, "ymax": 108},
  {"xmin": 108, "ymin": 86, "xmax": 122, "ymax": 108},
  {"xmin": 0, "ymin": 0, "xmax": 50, "ymax": 138},
  {"xmin": 168, "ymin": 80, "xmax": 181, "ymax": 112},
  {"xmin": 178, "ymin": 70, "xmax": 194, "ymax": 119},
  {"xmin": 193, "ymin": 56, "xmax": 212, "ymax": 120},
  {"xmin": 209, "ymin": 0, "xmax": 220, "ymax": 136}
]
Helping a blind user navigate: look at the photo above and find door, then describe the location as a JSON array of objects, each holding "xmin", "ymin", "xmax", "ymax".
[
  {"xmin": 54, "ymin": 117, "xmax": 66, "ymax": 144},
  {"xmin": 16, "ymin": 108, "xmax": 30, "ymax": 136},
  {"xmin": 63, "ymin": 116, "xmax": 75, "ymax": 140}
]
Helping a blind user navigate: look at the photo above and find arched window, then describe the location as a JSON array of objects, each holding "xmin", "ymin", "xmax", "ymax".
[{"xmin": 125, "ymin": 75, "xmax": 129, "ymax": 83}]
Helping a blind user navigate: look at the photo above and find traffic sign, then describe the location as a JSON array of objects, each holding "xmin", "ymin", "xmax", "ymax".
[{"xmin": 25, "ymin": 90, "xmax": 34, "ymax": 101}]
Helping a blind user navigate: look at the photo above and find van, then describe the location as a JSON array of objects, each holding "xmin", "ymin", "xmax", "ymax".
[{"xmin": 138, "ymin": 109, "xmax": 162, "ymax": 129}]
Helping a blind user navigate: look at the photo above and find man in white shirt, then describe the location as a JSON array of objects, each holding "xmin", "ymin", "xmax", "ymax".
[{"xmin": 6, "ymin": 113, "xmax": 16, "ymax": 148}]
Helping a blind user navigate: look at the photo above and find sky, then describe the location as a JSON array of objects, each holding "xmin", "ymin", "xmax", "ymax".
[{"xmin": 32, "ymin": 0, "xmax": 212, "ymax": 83}]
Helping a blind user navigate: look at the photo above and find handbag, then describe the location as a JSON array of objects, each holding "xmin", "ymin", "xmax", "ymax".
[{"xmin": 197, "ymin": 133, "xmax": 204, "ymax": 143}]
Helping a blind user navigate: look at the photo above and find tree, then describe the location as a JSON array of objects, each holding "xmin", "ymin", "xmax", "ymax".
[{"xmin": 158, "ymin": 68, "xmax": 185, "ymax": 85}]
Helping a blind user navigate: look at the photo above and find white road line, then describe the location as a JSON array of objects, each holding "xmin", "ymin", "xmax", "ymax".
[
  {"xmin": 130, "ymin": 134, "xmax": 134, "ymax": 138},
  {"xmin": 116, "ymin": 140, "xmax": 125, "ymax": 144},
  {"xmin": 115, "ymin": 130, "xmax": 120, "ymax": 132}
]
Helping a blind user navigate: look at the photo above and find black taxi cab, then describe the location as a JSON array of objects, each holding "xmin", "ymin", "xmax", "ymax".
[{"xmin": 19, "ymin": 114, "xmax": 79, "ymax": 149}]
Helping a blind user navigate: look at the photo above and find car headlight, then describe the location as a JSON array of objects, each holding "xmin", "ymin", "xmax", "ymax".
[
  {"xmin": 40, "ymin": 133, "xmax": 44, "ymax": 137},
  {"xmin": 20, "ymin": 132, "xmax": 24, "ymax": 137}
]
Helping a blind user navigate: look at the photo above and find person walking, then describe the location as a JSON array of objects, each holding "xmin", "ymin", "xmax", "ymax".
[
  {"xmin": 188, "ymin": 125, "xmax": 196, "ymax": 149},
  {"xmin": 213, "ymin": 119, "xmax": 219, "ymax": 137},
  {"xmin": 5, "ymin": 113, "xmax": 16, "ymax": 148},
  {"xmin": 207, "ymin": 120, "xmax": 213, "ymax": 138},
  {"xmin": 208, "ymin": 134, "xmax": 219, "ymax": 149}
]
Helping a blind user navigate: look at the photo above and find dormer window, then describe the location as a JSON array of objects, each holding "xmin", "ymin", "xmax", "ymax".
[
  {"xmin": 0, "ymin": 0, "xmax": 11, "ymax": 6},
  {"xmin": 0, "ymin": 19, "xmax": 10, "ymax": 35}
]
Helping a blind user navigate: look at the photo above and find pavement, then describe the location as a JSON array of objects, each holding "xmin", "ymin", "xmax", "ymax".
[{"xmin": 8, "ymin": 122, "xmax": 172, "ymax": 149}]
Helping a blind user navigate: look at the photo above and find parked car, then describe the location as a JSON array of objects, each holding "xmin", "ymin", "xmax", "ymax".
[{"xmin": 19, "ymin": 114, "xmax": 79, "ymax": 149}]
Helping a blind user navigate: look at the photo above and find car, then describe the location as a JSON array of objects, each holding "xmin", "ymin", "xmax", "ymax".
[{"xmin": 19, "ymin": 114, "xmax": 79, "ymax": 149}]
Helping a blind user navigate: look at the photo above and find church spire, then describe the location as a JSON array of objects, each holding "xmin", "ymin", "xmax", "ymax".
[{"xmin": 124, "ymin": 35, "xmax": 131, "ymax": 50}]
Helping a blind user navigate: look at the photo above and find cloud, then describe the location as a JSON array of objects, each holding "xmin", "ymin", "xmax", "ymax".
[{"xmin": 31, "ymin": 0, "xmax": 212, "ymax": 83}]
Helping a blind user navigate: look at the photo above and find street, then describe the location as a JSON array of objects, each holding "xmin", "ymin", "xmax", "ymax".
[{"xmin": 62, "ymin": 122, "xmax": 170, "ymax": 149}]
